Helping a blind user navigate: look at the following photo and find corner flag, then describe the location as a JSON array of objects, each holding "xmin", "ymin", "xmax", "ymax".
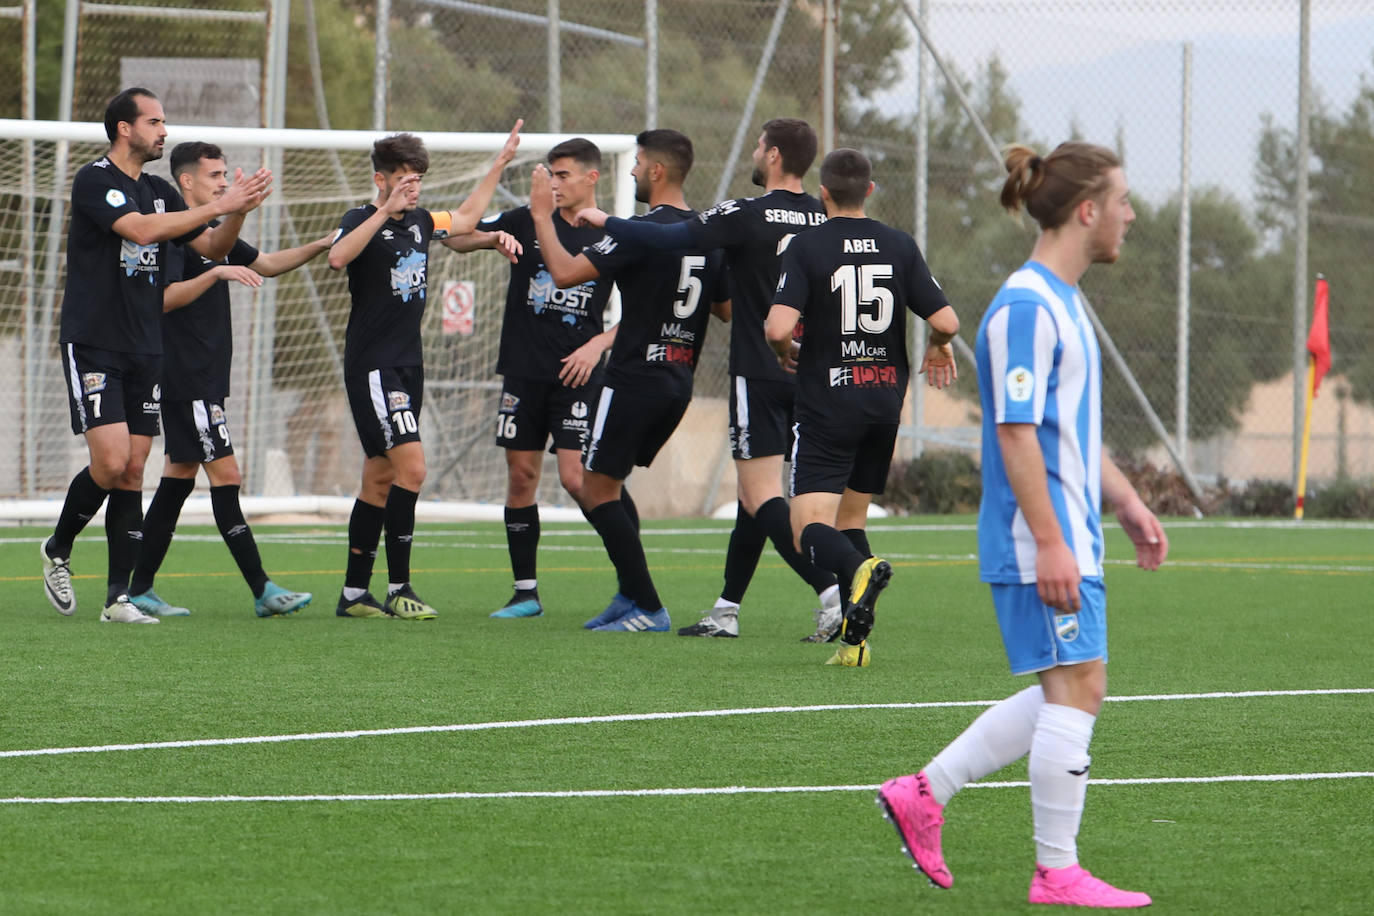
[
  {"xmin": 1306, "ymin": 276, "xmax": 1331, "ymax": 395},
  {"xmin": 1295, "ymin": 275, "xmax": 1331, "ymax": 519}
]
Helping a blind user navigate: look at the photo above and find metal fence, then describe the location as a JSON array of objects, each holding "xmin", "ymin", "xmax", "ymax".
[{"xmin": 5, "ymin": 0, "xmax": 1373, "ymax": 509}]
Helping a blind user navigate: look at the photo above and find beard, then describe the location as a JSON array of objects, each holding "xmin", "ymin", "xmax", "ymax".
[
  {"xmin": 132, "ymin": 138, "xmax": 163, "ymax": 164},
  {"xmin": 750, "ymin": 164, "xmax": 766, "ymax": 188},
  {"xmin": 634, "ymin": 175, "xmax": 651, "ymax": 204}
]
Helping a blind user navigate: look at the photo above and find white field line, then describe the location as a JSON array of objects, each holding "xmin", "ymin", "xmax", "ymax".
[
  {"xmin": 2, "ymin": 688, "xmax": 1369, "ymax": 760},
  {"xmin": 4, "ymin": 771, "xmax": 1374, "ymax": 805}
]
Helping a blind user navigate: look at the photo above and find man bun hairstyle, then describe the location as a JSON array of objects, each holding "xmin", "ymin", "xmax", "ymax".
[
  {"xmin": 547, "ymin": 137, "xmax": 602, "ymax": 172},
  {"xmin": 635, "ymin": 128, "xmax": 694, "ymax": 183},
  {"xmin": 372, "ymin": 132, "xmax": 430, "ymax": 175},
  {"xmin": 819, "ymin": 148, "xmax": 872, "ymax": 209},
  {"xmin": 170, "ymin": 141, "xmax": 225, "ymax": 182},
  {"xmin": 104, "ymin": 87, "xmax": 157, "ymax": 143},
  {"xmin": 1000, "ymin": 141, "xmax": 1120, "ymax": 231},
  {"xmin": 761, "ymin": 117, "xmax": 818, "ymax": 179}
]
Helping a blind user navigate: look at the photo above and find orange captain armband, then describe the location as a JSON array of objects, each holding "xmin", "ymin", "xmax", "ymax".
[{"xmin": 431, "ymin": 210, "xmax": 453, "ymax": 239}]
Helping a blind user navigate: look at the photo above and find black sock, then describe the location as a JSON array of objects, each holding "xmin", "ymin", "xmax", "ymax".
[
  {"xmin": 721, "ymin": 501, "xmax": 766, "ymax": 604},
  {"xmin": 104, "ymin": 488, "xmax": 144, "ymax": 603},
  {"xmin": 839, "ymin": 527, "xmax": 872, "ymax": 603},
  {"xmin": 587, "ymin": 500, "xmax": 660, "ymax": 611},
  {"xmin": 345, "ymin": 499, "xmax": 386, "ymax": 592},
  {"xmin": 384, "ymin": 485, "xmax": 419, "ymax": 587},
  {"xmin": 504, "ymin": 504, "xmax": 540, "ymax": 583},
  {"xmin": 212, "ymin": 484, "xmax": 269, "ymax": 598},
  {"xmin": 620, "ymin": 486, "xmax": 640, "ymax": 532},
  {"xmin": 755, "ymin": 496, "xmax": 838, "ymax": 594},
  {"xmin": 799, "ymin": 522, "xmax": 866, "ymax": 595},
  {"xmin": 130, "ymin": 476, "xmax": 196, "ymax": 595},
  {"xmin": 48, "ymin": 467, "xmax": 109, "ymax": 559}
]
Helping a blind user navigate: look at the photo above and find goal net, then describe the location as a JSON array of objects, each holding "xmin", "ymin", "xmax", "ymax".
[{"xmin": 0, "ymin": 120, "xmax": 644, "ymax": 518}]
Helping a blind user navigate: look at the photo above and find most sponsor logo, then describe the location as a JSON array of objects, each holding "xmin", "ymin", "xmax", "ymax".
[{"xmin": 390, "ymin": 250, "xmax": 428, "ymax": 302}]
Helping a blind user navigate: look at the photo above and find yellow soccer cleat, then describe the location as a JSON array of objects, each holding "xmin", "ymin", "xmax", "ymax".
[{"xmin": 825, "ymin": 640, "xmax": 870, "ymax": 667}]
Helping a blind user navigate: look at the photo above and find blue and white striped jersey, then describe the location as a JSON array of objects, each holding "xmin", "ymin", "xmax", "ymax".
[{"xmin": 975, "ymin": 261, "xmax": 1103, "ymax": 584}]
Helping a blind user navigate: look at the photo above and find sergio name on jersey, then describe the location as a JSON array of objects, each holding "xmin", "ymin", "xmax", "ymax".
[
  {"xmin": 582, "ymin": 206, "xmax": 726, "ymax": 398},
  {"xmin": 689, "ymin": 189, "xmax": 825, "ymax": 383},
  {"xmin": 161, "ymin": 223, "xmax": 259, "ymax": 401},
  {"xmin": 60, "ymin": 158, "xmax": 204, "ymax": 355},
  {"xmin": 335, "ymin": 205, "xmax": 449, "ymax": 374},
  {"xmin": 481, "ymin": 206, "xmax": 613, "ymax": 382},
  {"xmin": 773, "ymin": 216, "xmax": 949, "ymax": 424}
]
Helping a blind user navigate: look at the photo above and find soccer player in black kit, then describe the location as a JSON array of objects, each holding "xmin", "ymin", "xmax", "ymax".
[
  {"xmin": 766, "ymin": 148, "xmax": 959, "ymax": 666},
  {"xmin": 124, "ymin": 141, "xmax": 333, "ymax": 619},
  {"xmin": 528, "ymin": 129, "xmax": 729, "ymax": 632},
  {"xmin": 448, "ymin": 139, "xmax": 619, "ymax": 620},
  {"xmin": 576, "ymin": 118, "xmax": 842, "ymax": 640},
  {"xmin": 40, "ymin": 87, "xmax": 271, "ymax": 624},
  {"xmin": 329, "ymin": 124, "xmax": 522, "ymax": 619}
]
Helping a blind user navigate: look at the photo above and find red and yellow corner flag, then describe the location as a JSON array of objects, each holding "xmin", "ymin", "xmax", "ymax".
[
  {"xmin": 1307, "ymin": 276, "xmax": 1332, "ymax": 396},
  {"xmin": 1295, "ymin": 275, "xmax": 1331, "ymax": 519}
]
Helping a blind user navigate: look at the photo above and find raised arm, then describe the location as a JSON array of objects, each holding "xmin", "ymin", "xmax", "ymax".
[
  {"xmin": 114, "ymin": 167, "xmax": 272, "ymax": 249},
  {"xmin": 530, "ymin": 165, "xmax": 601, "ymax": 287},
  {"xmin": 577, "ymin": 211, "xmax": 694, "ymax": 252},
  {"xmin": 251, "ymin": 232, "xmax": 333, "ymax": 278},
  {"xmin": 327, "ymin": 174, "xmax": 418, "ymax": 270},
  {"xmin": 443, "ymin": 119, "xmax": 524, "ymax": 236}
]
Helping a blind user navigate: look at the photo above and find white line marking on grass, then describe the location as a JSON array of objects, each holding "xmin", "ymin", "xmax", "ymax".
[
  {"xmin": 4, "ymin": 771, "xmax": 1373, "ymax": 805},
  {"xmin": 2, "ymin": 689, "xmax": 1369, "ymax": 760}
]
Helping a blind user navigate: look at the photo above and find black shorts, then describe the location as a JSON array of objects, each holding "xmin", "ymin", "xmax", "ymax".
[
  {"xmin": 789, "ymin": 418, "xmax": 898, "ymax": 497},
  {"xmin": 162, "ymin": 397, "xmax": 235, "ymax": 464},
  {"xmin": 61, "ymin": 343, "xmax": 162, "ymax": 437},
  {"xmin": 345, "ymin": 365, "xmax": 425, "ymax": 459},
  {"xmin": 495, "ymin": 374, "xmax": 602, "ymax": 454},
  {"xmin": 728, "ymin": 375, "xmax": 796, "ymax": 460},
  {"xmin": 583, "ymin": 386, "xmax": 690, "ymax": 480}
]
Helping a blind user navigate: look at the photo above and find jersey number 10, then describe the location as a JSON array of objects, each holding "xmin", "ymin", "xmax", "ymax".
[{"xmin": 831, "ymin": 263, "xmax": 894, "ymax": 334}]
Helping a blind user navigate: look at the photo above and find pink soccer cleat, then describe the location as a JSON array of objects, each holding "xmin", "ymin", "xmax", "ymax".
[
  {"xmin": 876, "ymin": 771, "xmax": 952, "ymax": 889},
  {"xmin": 1028, "ymin": 864, "xmax": 1152, "ymax": 907}
]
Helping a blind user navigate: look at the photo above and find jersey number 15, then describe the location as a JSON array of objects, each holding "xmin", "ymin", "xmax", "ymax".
[{"xmin": 831, "ymin": 263, "xmax": 894, "ymax": 334}]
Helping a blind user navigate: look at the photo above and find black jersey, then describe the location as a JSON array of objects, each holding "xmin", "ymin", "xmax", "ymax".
[
  {"xmin": 59, "ymin": 158, "xmax": 204, "ymax": 355},
  {"xmin": 482, "ymin": 206, "xmax": 614, "ymax": 382},
  {"xmin": 774, "ymin": 216, "xmax": 949, "ymax": 424},
  {"xmin": 687, "ymin": 189, "xmax": 826, "ymax": 383},
  {"xmin": 161, "ymin": 224, "xmax": 259, "ymax": 400},
  {"xmin": 582, "ymin": 206, "xmax": 726, "ymax": 398},
  {"xmin": 335, "ymin": 205, "xmax": 449, "ymax": 374}
]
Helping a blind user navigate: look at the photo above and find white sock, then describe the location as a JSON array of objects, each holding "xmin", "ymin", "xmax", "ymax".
[
  {"xmin": 515, "ymin": 579, "xmax": 537, "ymax": 592},
  {"xmin": 926, "ymin": 684, "xmax": 1044, "ymax": 805},
  {"xmin": 818, "ymin": 583, "xmax": 841, "ymax": 609},
  {"xmin": 388, "ymin": 582, "xmax": 406, "ymax": 596},
  {"xmin": 1029, "ymin": 703, "xmax": 1097, "ymax": 868},
  {"xmin": 342, "ymin": 586, "xmax": 366, "ymax": 601},
  {"xmin": 714, "ymin": 598, "xmax": 740, "ymax": 612}
]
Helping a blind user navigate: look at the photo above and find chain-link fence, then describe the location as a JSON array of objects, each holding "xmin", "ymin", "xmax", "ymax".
[{"xmin": 4, "ymin": 0, "xmax": 1373, "ymax": 511}]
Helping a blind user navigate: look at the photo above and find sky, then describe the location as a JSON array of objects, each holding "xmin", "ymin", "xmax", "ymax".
[{"xmin": 881, "ymin": 1, "xmax": 1374, "ymax": 208}]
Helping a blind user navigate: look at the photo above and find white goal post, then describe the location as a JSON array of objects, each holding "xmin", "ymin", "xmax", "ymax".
[{"xmin": 0, "ymin": 118, "xmax": 637, "ymax": 523}]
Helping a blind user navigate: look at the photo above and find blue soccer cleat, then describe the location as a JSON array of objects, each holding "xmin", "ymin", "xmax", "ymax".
[
  {"xmin": 255, "ymin": 581, "xmax": 313, "ymax": 617},
  {"xmin": 583, "ymin": 593, "xmax": 634, "ymax": 629},
  {"xmin": 592, "ymin": 605, "xmax": 671, "ymax": 632}
]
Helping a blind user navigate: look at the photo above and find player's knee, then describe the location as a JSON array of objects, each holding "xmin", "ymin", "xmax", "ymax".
[
  {"xmin": 558, "ymin": 467, "xmax": 583, "ymax": 500},
  {"xmin": 396, "ymin": 463, "xmax": 426, "ymax": 492}
]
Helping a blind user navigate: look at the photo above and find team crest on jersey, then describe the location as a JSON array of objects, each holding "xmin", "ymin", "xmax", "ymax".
[
  {"xmin": 154, "ymin": 199, "xmax": 166, "ymax": 214},
  {"xmin": 499, "ymin": 392, "xmax": 520, "ymax": 414},
  {"xmin": 591, "ymin": 235, "xmax": 617, "ymax": 256},
  {"xmin": 387, "ymin": 390, "xmax": 412, "ymax": 411},
  {"xmin": 1055, "ymin": 614, "xmax": 1080, "ymax": 642},
  {"xmin": 1006, "ymin": 366, "xmax": 1034, "ymax": 402},
  {"xmin": 105, "ymin": 189, "xmax": 126, "ymax": 207},
  {"xmin": 81, "ymin": 372, "xmax": 107, "ymax": 394},
  {"xmin": 408, "ymin": 224, "xmax": 423, "ymax": 244},
  {"xmin": 776, "ymin": 271, "xmax": 787, "ymax": 292}
]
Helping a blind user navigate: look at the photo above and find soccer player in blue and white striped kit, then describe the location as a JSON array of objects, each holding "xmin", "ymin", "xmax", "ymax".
[{"xmin": 877, "ymin": 142, "xmax": 1168, "ymax": 908}]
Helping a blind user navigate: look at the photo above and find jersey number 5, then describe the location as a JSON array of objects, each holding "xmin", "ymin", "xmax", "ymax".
[
  {"xmin": 831, "ymin": 263, "xmax": 894, "ymax": 334},
  {"xmin": 673, "ymin": 255, "xmax": 706, "ymax": 319}
]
